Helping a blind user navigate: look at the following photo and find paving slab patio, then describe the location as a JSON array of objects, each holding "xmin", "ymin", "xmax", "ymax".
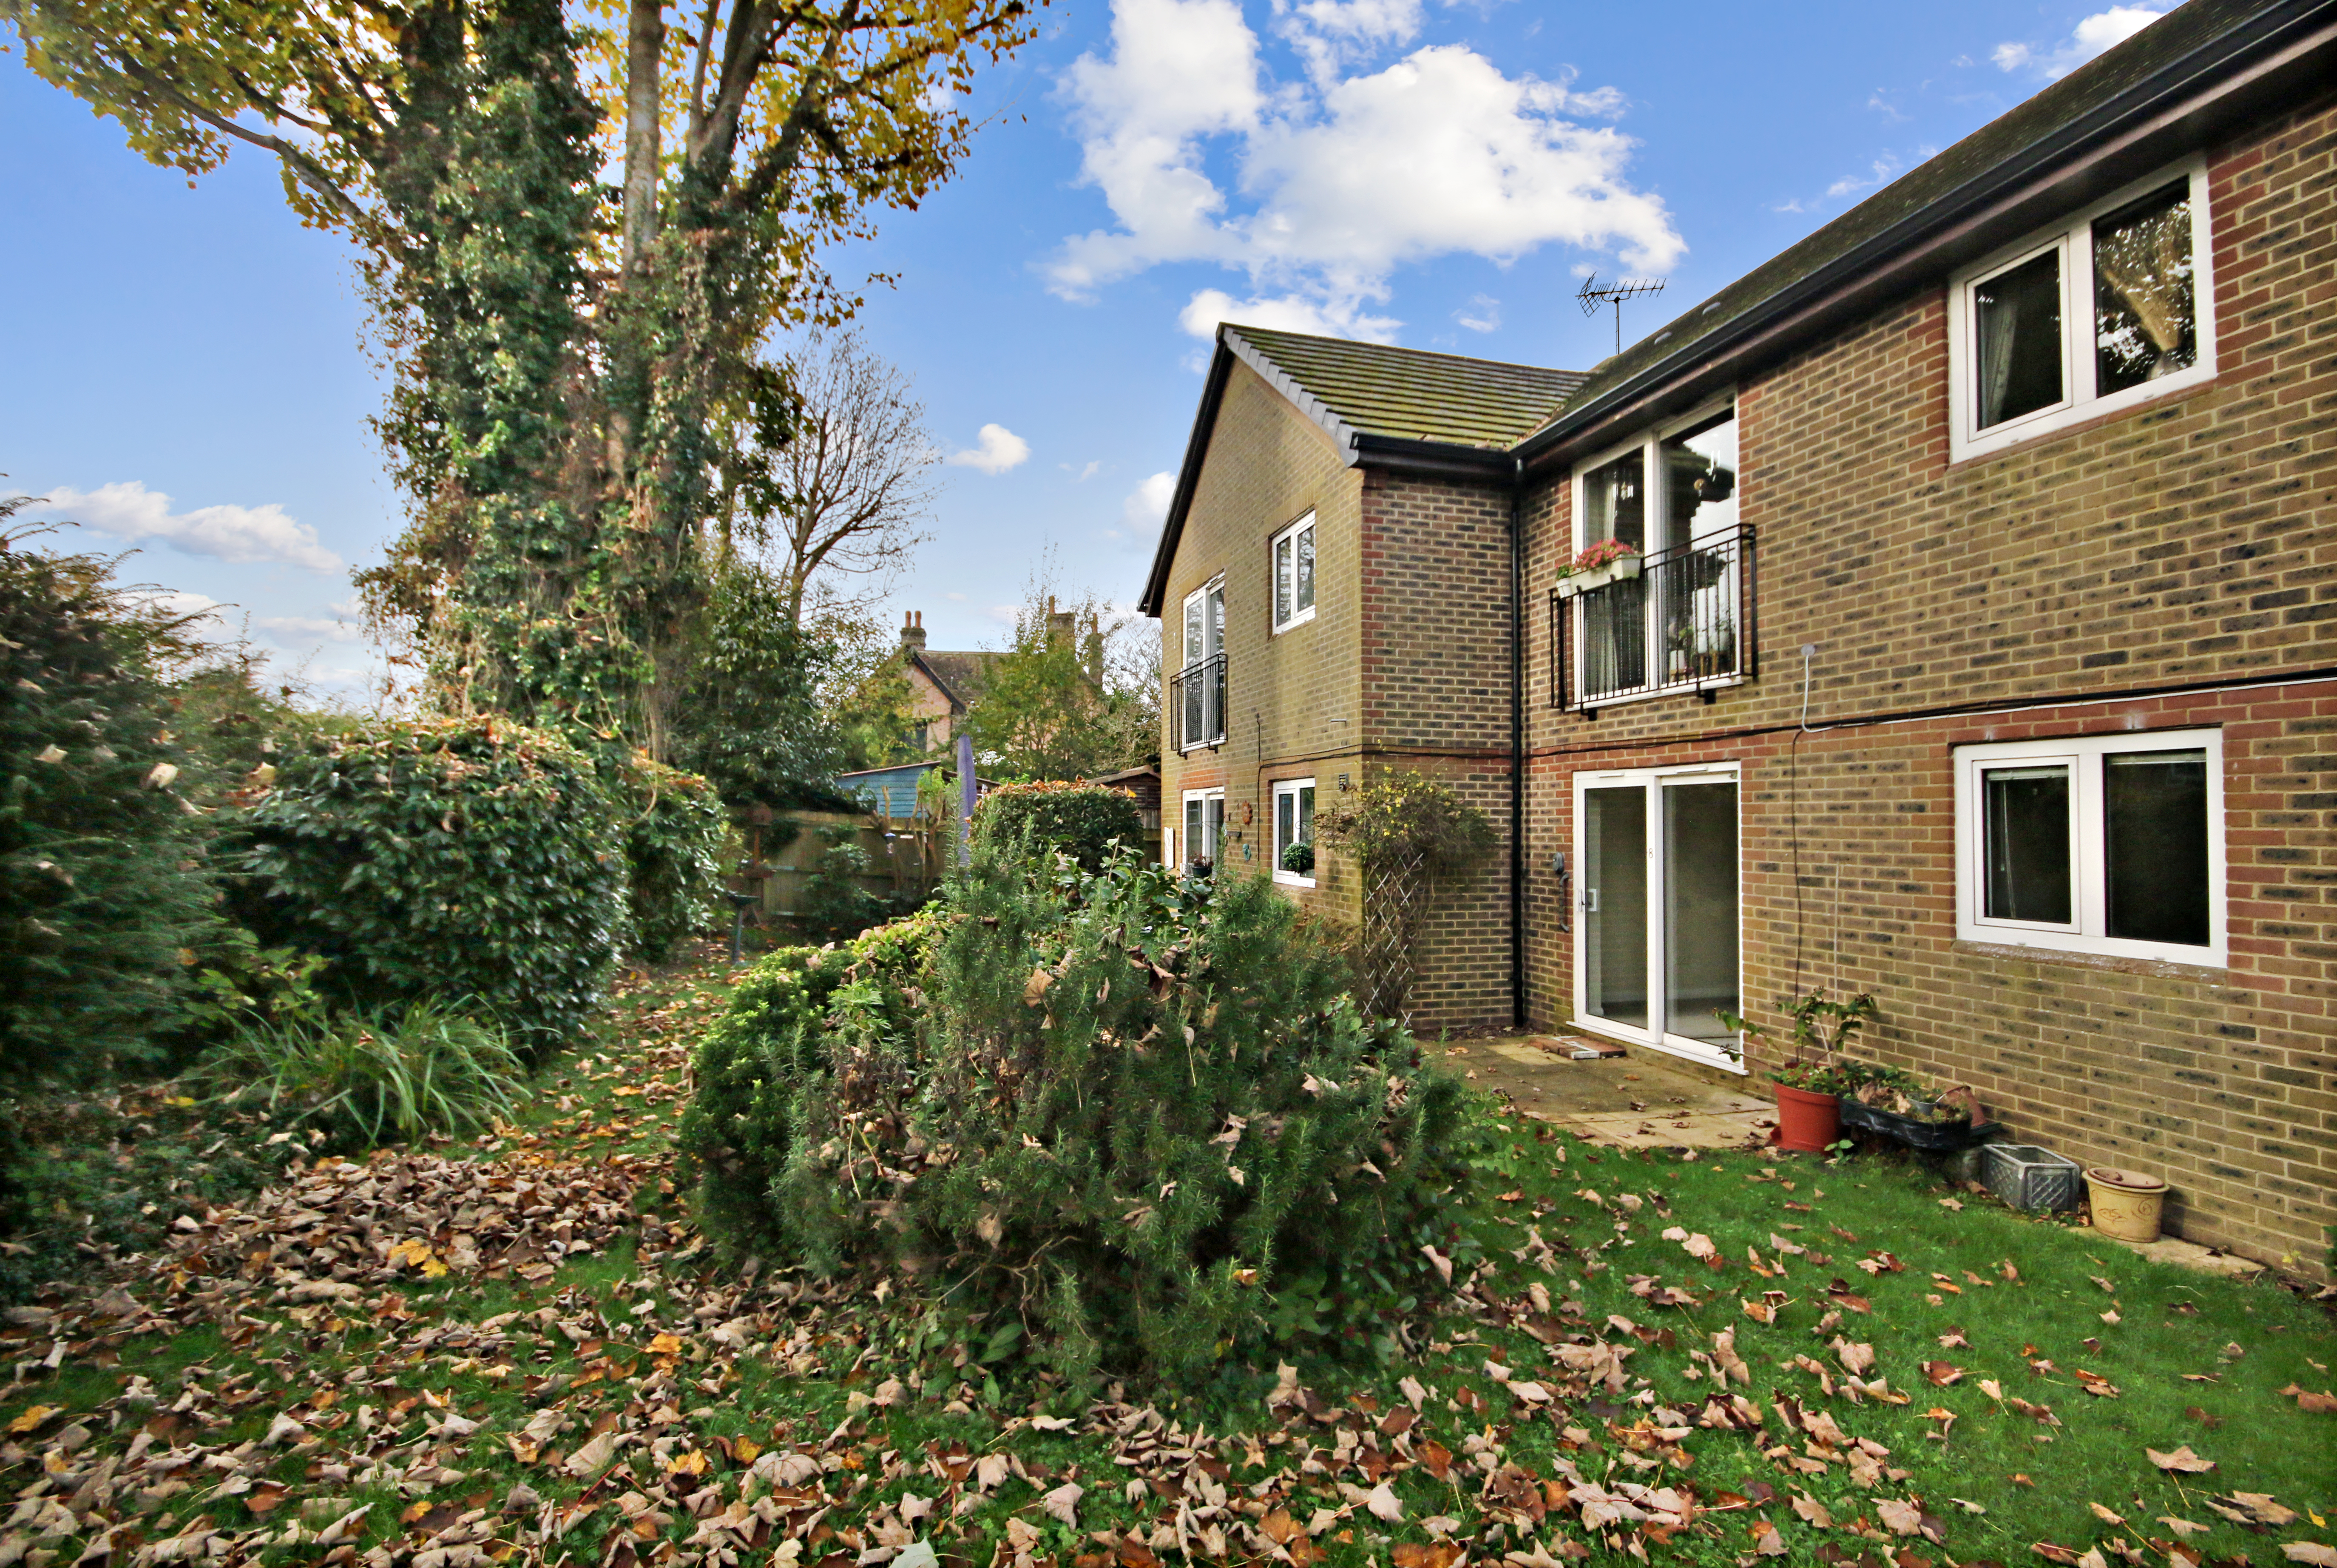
[{"xmin": 1428, "ymin": 1033, "xmax": 1776, "ymax": 1151}]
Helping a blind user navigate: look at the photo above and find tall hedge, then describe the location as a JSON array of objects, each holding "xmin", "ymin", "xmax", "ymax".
[
  {"xmin": 621, "ymin": 757, "xmax": 726, "ymax": 963},
  {"xmin": 231, "ymin": 717, "xmax": 626, "ymax": 1052},
  {"xmin": 972, "ymin": 780, "xmax": 1144, "ymax": 872},
  {"xmin": 0, "ymin": 520, "xmax": 219, "ymax": 1084},
  {"xmin": 679, "ymin": 851, "xmax": 1474, "ymax": 1378}
]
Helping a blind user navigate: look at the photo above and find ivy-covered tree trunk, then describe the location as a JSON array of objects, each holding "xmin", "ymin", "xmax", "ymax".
[{"xmin": 7, "ymin": 0, "xmax": 1040, "ymax": 752}]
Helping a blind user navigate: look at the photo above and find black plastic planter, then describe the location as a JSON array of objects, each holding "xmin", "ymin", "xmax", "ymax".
[{"xmin": 1839, "ymin": 1098, "xmax": 2005, "ymax": 1152}]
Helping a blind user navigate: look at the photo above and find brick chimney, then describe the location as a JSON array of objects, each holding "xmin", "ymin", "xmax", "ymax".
[
  {"xmin": 900, "ymin": 609, "xmax": 927, "ymax": 654},
  {"xmin": 1046, "ymin": 594, "xmax": 1075, "ymax": 648}
]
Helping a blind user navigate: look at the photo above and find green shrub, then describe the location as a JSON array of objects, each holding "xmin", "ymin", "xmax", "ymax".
[
  {"xmin": 0, "ymin": 514, "xmax": 225, "ymax": 1086},
  {"xmin": 622, "ymin": 756, "xmax": 726, "ymax": 963},
  {"xmin": 972, "ymin": 780, "xmax": 1144, "ymax": 872},
  {"xmin": 194, "ymin": 997, "xmax": 524, "ymax": 1147},
  {"xmin": 678, "ymin": 903, "xmax": 946, "ymax": 1250},
  {"xmin": 229, "ymin": 716, "xmax": 624, "ymax": 1053},
  {"xmin": 680, "ymin": 847, "xmax": 1474, "ymax": 1381}
]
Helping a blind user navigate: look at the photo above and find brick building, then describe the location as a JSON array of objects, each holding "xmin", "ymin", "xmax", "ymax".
[{"xmin": 1140, "ymin": 0, "xmax": 2335, "ymax": 1270}]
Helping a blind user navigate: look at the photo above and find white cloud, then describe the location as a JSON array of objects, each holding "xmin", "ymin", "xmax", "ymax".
[
  {"xmin": 1827, "ymin": 155, "xmax": 1903, "ymax": 199},
  {"xmin": 1178, "ymin": 287, "xmax": 1402, "ymax": 342},
  {"xmin": 1051, "ymin": 0, "xmax": 1679, "ymax": 340},
  {"xmin": 1061, "ymin": 459, "xmax": 1104, "ymax": 480},
  {"xmin": 1455, "ymin": 293, "xmax": 1500, "ymax": 332},
  {"xmin": 946, "ymin": 424, "xmax": 1032, "ymax": 474},
  {"xmin": 1993, "ymin": 5, "xmax": 2167, "ymax": 79},
  {"xmin": 34, "ymin": 480, "xmax": 343, "ymax": 573},
  {"xmin": 1124, "ymin": 472, "xmax": 1176, "ymax": 530},
  {"xmin": 256, "ymin": 613, "xmax": 363, "ymax": 644}
]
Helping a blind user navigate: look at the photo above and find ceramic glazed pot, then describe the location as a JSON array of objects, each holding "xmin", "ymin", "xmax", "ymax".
[
  {"xmin": 1772, "ymin": 1082, "xmax": 1840, "ymax": 1153},
  {"xmin": 2085, "ymin": 1166, "xmax": 2169, "ymax": 1243}
]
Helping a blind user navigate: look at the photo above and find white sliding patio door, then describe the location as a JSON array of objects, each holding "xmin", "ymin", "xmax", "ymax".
[{"xmin": 1573, "ymin": 765, "xmax": 1744, "ymax": 1072}]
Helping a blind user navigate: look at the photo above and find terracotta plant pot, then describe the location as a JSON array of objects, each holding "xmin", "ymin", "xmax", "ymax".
[
  {"xmin": 2084, "ymin": 1167, "xmax": 2169, "ymax": 1243},
  {"xmin": 1773, "ymin": 1082, "xmax": 1840, "ymax": 1153}
]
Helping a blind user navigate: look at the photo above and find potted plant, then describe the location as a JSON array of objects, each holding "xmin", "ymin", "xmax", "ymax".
[
  {"xmin": 1554, "ymin": 539, "xmax": 1642, "ymax": 597},
  {"xmin": 1838, "ymin": 1065, "xmax": 1993, "ymax": 1151},
  {"xmin": 1717, "ymin": 989, "xmax": 1877, "ymax": 1153}
]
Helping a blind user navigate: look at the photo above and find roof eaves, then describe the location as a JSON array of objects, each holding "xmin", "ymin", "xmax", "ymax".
[
  {"xmin": 1221, "ymin": 326, "xmax": 1366, "ymax": 460},
  {"xmin": 1139, "ymin": 333, "xmax": 1238, "ymax": 618},
  {"xmin": 1517, "ymin": 0, "xmax": 2337, "ymax": 471},
  {"xmin": 906, "ymin": 650, "xmax": 965, "ymax": 713}
]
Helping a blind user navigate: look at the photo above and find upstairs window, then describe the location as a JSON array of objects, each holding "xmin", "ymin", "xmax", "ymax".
[
  {"xmin": 1272, "ymin": 512, "xmax": 1317, "ymax": 633},
  {"xmin": 1949, "ymin": 159, "xmax": 2214, "ymax": 460}
]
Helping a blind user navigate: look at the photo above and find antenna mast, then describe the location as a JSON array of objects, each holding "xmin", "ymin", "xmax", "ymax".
[{"xmin": 1576, "ymin": 274, "xmax": 1667, "ymax": 356}]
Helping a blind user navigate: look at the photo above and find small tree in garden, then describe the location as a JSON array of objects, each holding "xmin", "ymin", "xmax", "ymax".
[
  {"xmin": 1314, "ymin": 770, "xmax": 1496, "ymax": 1017},
  {"xmin": 679, "ymin": 845, "xmax": 1477, "ymax": 1381}
]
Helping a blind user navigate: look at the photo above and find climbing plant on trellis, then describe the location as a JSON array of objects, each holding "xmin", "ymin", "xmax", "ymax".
[{"xmin": 1316, "ymin": 770, "xmax": 1496, "ymax": 1020}]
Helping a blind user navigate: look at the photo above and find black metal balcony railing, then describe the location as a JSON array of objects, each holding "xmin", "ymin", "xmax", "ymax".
[
  {"xmin": 1173, "ymin": 652, "xmax": 1227, "ymax": 750},
  {"xmin": 1550, "ymin": 525, "xmax": 1756, "ymax": 712}
]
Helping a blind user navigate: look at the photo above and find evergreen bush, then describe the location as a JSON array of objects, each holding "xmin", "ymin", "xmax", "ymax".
[
  {"xmin": 679, "ymin": 848, "xmax": 1474, "ymax": 1380},
  {"xmin": 0, "ymin": 514, "xmax": 222, "ymax": 1086},
  {"xmin": 621, "ymin": 756, "xmax": 726, "ymax": 963},
  {"xmin": 972, "ymin": 780, "xmax": 1144, "ymax": 872},
  {"xmin": 794, "ymin": 823, "xmax": 888, "ymax": 943},
  {"xmin": 230, "ymin": 716, "xmax": 625, "ymax": 1053}
]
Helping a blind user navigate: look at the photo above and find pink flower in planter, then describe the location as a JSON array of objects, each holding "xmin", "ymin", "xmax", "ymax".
[{"xmin": 1570, "ymin": 539, "xmax": 1639, "ymax": 574}]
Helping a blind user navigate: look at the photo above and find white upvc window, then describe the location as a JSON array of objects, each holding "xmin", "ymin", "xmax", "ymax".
[
  {"xmin": 1180, "ymin": 787, "xmax": 1225, "ymax": 873},
  {"xmin": 1270, "ymin": 512, "xmax": 1317, "ymax": 633},
  {"xmin": 1271, "ymin": 778, "xmax": 1316, "ymax": 886},
  {"xmin": 1947, "ymin": 156, "xmax": 2216, "ymax": 461},
  {"xmin": 1954, "ymin": 727, "xmax": 2225, "ymax": 966}
]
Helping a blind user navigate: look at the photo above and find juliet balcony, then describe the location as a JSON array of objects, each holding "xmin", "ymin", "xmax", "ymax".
[{"xmin": 1550, "ymin": 525, "xmax": 1758, "ymax": 714}]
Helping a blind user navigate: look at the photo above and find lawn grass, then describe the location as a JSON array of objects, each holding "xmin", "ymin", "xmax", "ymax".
[{"xmin": 2, "ymin": 947, "xmax": 2329, "ymax": 1568}]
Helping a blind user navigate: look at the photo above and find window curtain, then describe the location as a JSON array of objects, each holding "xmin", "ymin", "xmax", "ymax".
[{"xmin": 1979, "ymin": 289, "xmax": 2018, "ymax": 429}]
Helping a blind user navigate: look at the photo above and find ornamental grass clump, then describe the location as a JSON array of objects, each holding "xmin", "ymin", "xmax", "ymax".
[
  {"xmin": 194, "ymin": 996, "xmax": 523, "ymax": 1148},
  {"xmin": 680, "ymin": 845, "xmax": 1476, "ymax": 1381}
]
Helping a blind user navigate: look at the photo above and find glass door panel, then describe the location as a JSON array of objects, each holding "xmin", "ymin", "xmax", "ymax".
[
  {"xmin": 1582, "ymin": 786, "xmax": 1648, "ymax": 1029},
  {"xmin": 1662, "ymin": 780, "xmax": 1740, "ymax": 1052}
]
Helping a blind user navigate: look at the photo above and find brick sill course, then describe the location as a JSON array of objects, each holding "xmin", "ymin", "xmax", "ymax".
[{"xmin": 1951, "ymin": 938, "xmax": 2239, "ymax": 986}]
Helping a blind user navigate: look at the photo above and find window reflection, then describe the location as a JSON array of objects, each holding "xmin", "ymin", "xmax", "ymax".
[
  {"xmin": 1660, "ymin": 411, "xmax": 1737, "ymax": 549},
  {"xmin": 1582, "ymin": 450, "xmax": 1644, "ymax": 551},
  {"xmin": 2095, "ymin": 181, "xmax": 2195, "ymax": 395}
]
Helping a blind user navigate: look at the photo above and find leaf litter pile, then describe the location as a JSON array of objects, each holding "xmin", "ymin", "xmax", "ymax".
[{"xmin": 4, "ymin": 951, "xmax": 2334, "ymax": 1568}]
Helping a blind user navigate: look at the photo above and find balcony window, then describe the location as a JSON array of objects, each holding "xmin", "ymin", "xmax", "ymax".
[
  {"xmin": 1175, "ymin": 577, "xmax": 1226, "ymax": 751},
  {"xmin": 1554, "ymin": 400, "xmax": 1753, "ymax": 712}
]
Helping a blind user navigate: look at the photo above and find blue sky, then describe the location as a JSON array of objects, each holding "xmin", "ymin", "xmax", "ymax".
[{"xmin": 0, "ymin": 0, "xmax": 2173, "ymax": 688}]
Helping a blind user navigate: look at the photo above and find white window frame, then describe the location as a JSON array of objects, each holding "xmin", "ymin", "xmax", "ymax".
[
  {"xmin": 1270, "ymin": 512, "xmax": 1317, "ymax": 634},
  {"xmin": 1570, "ymin": 761, "xmax": 1746, "ymax": 1075},
  {"xmin": 1947, "ymin": 155, "xmax": 2216, "ymax": 462},
  {"xmin": 1567, "ymin": 395, "xmax": 1746, "ymax": 710},
  {"xmin": 1953, "ymin": 727, "xmax": 2226, "ymax": 966},
  {"xmin": 1180, "ymin": 787, "xmax": 1225, "ymax": 871},
  {"xmin": 1271, "ymin": 777, "xmax": 1316, "ymax": 887}
]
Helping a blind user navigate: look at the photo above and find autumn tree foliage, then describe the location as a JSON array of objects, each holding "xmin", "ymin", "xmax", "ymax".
[{"xmin": 4, "ymin": 0, "xmax": 1039, "ymax": 749}]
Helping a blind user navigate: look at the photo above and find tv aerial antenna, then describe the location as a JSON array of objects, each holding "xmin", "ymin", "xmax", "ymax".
[{"xmin": 1576, "ymin": 274, "xmax": 1667, "ymax": 356}]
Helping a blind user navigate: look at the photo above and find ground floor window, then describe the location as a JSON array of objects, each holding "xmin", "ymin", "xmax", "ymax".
[
  {"xmin": 1272, "ymin": 778, "xmax": 1315, "ymax": 886},
  {"xmin": 1180, "ymin": 788, "xmax": 1225, "ymax": 875},
  {"xmin": 1573, "ymin": 764, "xmax": 1742, "ymax": 1072},
  {"xmin": 1954, "ymin": 727, "xmax": 2223, "ymax": 964}
]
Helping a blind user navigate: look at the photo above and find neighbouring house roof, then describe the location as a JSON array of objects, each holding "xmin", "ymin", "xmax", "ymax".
[{"xmin": 909, "ymin": 648, "xmax": 1003, "ymax": 713}]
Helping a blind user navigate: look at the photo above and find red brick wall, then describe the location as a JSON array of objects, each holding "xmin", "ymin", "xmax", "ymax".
[{"xmin": 1517, "ymin": 90, "xmax": 2337, "ymax": 1271}]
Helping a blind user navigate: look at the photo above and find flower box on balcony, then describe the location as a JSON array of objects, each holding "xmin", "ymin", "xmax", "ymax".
[{"xmin": 1554, "ymin": 556, "xmax": 1642, "ymax": 598}]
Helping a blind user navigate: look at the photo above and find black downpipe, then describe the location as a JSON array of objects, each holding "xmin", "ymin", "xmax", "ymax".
[{"xmin": 1508, "ymin": 458, "xmax": 1527, "ymax": 1032}]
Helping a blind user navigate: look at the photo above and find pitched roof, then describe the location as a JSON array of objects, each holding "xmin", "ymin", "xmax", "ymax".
[
  {"xmin": 1519, "ymin": 0, "xmax": 2334, "ymax": 463},
  {"xmin": 908, "ymin": 648, "xmax": 1002, "ymax": 712},
  {"xmin": 1227, "ymin": 327, "xmax": 1587, "ymax": 451},
  {"xmin": 1139, "ymin": 327, "xmax": 1587, "ymax": 612}
]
